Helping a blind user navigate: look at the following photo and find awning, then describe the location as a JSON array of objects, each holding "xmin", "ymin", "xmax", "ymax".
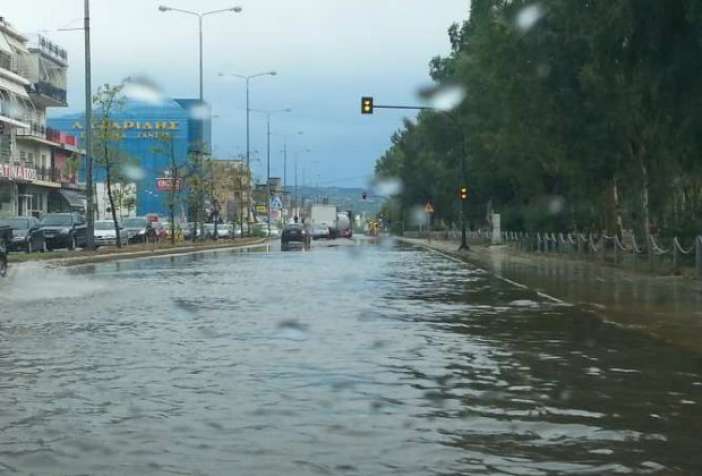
[
  {"xmin": 4, "ymin": 33, "xmax": 29, "ymax": 55},
  {"xmin": 0, "ymin": 33, "xmax": 12, "ymax": 56},
  {"xmin": 57, "ymin": 189, "xmax": 86, "ymax": 208},
  {"xmin": 0, "ymin": 76, "xmax": 29, "ymax": 99}
]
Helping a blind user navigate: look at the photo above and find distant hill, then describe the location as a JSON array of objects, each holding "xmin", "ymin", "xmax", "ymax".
[{"xmin": 293, "ymin": 186, "xmax": 384, "ymax": 217}]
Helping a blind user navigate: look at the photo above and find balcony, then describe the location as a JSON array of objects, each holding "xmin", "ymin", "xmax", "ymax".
[
  {"xmin": 0, "ymin": 97, "xmax": 30, "ymax": 128},
  {"xmin": 15, "ymin": 121, "xmax": 46, "ymax": 139},
  {"xmin": 34, "ymin": 165, "xmax": 60, "ymax": 184},
  {"xmin": 27, "ymin": 81, "xmax": 67, "ymax": 107}
]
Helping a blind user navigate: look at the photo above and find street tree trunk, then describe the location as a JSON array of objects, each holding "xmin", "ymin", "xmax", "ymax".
[{"xmin": 105, "ymin": 165, "xmax": 121, "ymax": 249}]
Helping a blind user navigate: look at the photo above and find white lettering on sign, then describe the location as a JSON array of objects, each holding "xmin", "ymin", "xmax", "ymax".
[{"xmin": 0, "ymin": 164, "xmax": 37, "ymax": 182}]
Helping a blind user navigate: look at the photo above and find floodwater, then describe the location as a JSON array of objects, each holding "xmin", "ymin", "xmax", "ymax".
[{"xmin": 1, "ymin": 238, "xmax": 701, "ymax": 475}]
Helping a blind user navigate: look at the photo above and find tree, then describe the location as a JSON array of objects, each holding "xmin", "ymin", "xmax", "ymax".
[
  {"xmin": 92, "ymin": 84, "xmax": 127, "ymax": 248},
  {"xmin": 375, "ymin": 0, "xmax": 702, "ymax": 243}
]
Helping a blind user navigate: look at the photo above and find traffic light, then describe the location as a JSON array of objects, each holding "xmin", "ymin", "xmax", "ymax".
[
  {"xmin": 362, "ymin": 191, "xmax": 368, "ymax": 200},
  {"xmin": 459, "ymin": 186, "xmax": 468, "ymax": 200},
  {"xmin": 361, "ymin": 96, "xmax": 374, "ymax": 114}
]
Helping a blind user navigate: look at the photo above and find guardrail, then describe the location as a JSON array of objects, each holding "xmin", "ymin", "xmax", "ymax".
[{"xmin": 403, "ymin": 230, "xmax": 702, "ymax": 280}]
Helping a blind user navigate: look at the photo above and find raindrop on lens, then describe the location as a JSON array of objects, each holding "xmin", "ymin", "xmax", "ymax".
[
  {"xmin": 515, "ymin": 3, "xmax": 545, "ymax": 32},
  {"xmin": 372, "ymin": 177, "xmax": 403, "ymax": 197},
  {"xmin": 547, "ymin": 196, "xmax": 565, "ymax": 215},
  {"xmin": 122, "ymin": 164, "xmax": 145, "ymax": 181},
  {"xmin": 189, "ymin": 104, "xmax": 211, "ymax": 121},
  {"xmin": 122, "ymin": 76, "xmax": 165, "ymax": 105},
  {"xmin": 418, "ymin": 82, "xmax": 466, "ymax": 112}
]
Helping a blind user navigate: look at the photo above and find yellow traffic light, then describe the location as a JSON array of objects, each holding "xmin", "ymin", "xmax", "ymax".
[
  {"xmin": 361, "ymin": 96, "xmax": 374, "ymax": 114},
  {"xmin": 459, "ymin": 186, "xmax": 468, "ymax": 200}
]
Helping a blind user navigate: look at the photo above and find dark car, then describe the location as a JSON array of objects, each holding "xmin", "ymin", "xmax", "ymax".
[
  {"xmin": 0, "ymin": 217, "xmax": 47, "ymax": 253},
  {"xmin": 0, "ymin": 225, "xmax": 10, "ymax": 277},
  {"xmin": 39, "ymin": 213, "xmax": 88, "ymax": 250},
  {"xmin": 281, "ymin": 224, "xmax": 310, "ymax": 251},
  {"xmin": 123, "ymin": 217, "xmax": 160, "ymax": 243}
]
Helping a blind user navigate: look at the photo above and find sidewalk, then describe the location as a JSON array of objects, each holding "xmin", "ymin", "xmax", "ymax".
[
  {"xmin": 8, "ymin": 238, "xmax": 268, "ymax": 268},
  {"xmin": 401, "ymin": 237, "xmax": 702, "ymax": 353}
]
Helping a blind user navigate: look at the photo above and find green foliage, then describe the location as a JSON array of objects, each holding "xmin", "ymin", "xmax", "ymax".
[{"xmin": 376, "ymin": 0, "xmax": 702, "ymax": 240}]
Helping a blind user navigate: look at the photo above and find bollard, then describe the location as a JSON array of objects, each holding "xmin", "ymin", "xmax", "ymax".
[
  {"xmin": 601, "ymin": 235, "xmax": 606, "ymax": 262},
  {"xmin": 696, "ymin": 236, "xmax": 702, "ymax": 280}
]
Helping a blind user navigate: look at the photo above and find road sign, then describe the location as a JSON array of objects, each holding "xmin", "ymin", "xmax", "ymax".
[
  {"xmin": 156, "ymin": 177, "xmax": 182, "ymax": 192},
  {"xmin": 424, "ymin": 201, "xmax": 435, "ymax": 214},
  {"xmin": 270, "ymin": 196, "xmax": 283, "ymax": 210}
]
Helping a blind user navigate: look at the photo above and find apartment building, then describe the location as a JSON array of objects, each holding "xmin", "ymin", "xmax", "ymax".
[{"xmin": 0, "ymin": 16, "xmax": 84, "ymax": 218}]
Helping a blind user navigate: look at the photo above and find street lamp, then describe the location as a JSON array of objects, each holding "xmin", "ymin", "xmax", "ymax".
[
  {"xmin": 252, "ymin": 108, "xmax": 292, "ymax": 237},
  {"xmin": 158, "ymin": 5, "xmax": 241, "ymax": 240},
  {"xmin": 219, "ymin": 71, "xmax": 277, "ymax": 233},
  {"xmin": 158, "ymin": 5, "xmax": 242, "ymax": 102}
]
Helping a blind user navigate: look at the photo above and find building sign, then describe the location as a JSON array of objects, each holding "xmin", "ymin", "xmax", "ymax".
[
  {"xmin": 156, "ymin": 177, "xmax": 182, "ymax": 192},
  {"xmin": 255, "ymin": 204, "xmax": 267, "ymax": 214},
  {"xmin": 72, "ymin": 121, "xmax": 181, "ymax": 130},
  {"xmin": 0, "ymin": 164, "xmax": 37, "ymax": 182}
]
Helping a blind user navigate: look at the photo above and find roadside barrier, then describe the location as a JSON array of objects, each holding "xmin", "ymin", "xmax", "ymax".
[{"xmin": 403, "ymin": 229, "xmax": 702, "ymax": 279}]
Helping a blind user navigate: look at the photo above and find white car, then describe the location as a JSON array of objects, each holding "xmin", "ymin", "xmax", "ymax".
[{"xmin": 94, "ymin": 220, "xmax": 125, "ymax": 247}]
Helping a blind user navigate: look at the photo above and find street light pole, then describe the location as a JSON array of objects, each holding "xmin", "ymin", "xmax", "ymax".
[
  {"xmin": 198, "ymin": 15, "xmax": 203, "ymax": 101},
  {"xmin": 266, "ymin": 113, "xmax": 271, "ymax": 238},
  {"xmin": 84, "ymin": 0, "xmax": 95, "ymax": 250},
  {"xmin": 251, "ymin": 107, "xmax": 291, "ymax": 239},
  {"xmin": 159, "ymin": 5, "xmax": 242, "ymax": 238},
  {"xmin": 219, "ymin": 71, "xmax": 277, "ymax": 235},
  {"xmin": 245, "ymin": 77, "xmax": 250, "ymax": 230}
]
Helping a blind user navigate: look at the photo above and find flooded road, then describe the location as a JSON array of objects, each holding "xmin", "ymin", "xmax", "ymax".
[{"xmin": 1, "ymin": 238, "xmax": 701, "ymax": 475}]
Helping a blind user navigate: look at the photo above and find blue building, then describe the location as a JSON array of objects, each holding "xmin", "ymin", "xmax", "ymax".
[{"xmin": 48, "ymin": 98, "xmax": 211, "ymax": 217}]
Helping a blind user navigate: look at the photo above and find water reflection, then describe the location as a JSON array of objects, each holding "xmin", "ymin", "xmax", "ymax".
[{"xmin": 0, "ymin": 240, "xmax": 700, "ymax": 474}]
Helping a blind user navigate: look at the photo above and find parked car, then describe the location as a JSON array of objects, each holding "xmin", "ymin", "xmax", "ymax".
[
  {"xmin": 233, "ymin": 224, "xmax": 249, "ymax": 237},
  {"xmin": 0, "ymin": 225, "xmax": 10, "ymax": 277},
  {"xmin": 281, "ymin": 224, "xmax": 310, "ymax": 251},
  {"xmin": 39, "ymin": 213, "xmax": 88, "ymax": 250},
  {"xmin": 0, "ymin": 217, "xmax": 46, "ymax": 253},
  {"xmin": 93, "ymin": 220, "xmax": 125, "ymax": 247},
  {"xmin": 205, "ymin": 223, "xmax": 233, "ymax": 239},
  {"xmin": 122, "ymin": 217, "xmax": 158, "ymax": 243}
]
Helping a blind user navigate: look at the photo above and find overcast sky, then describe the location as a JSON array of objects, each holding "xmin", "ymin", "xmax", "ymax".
[{"xmin": 3, "ymin": 1, "xmax": 470, "ymax": 187}]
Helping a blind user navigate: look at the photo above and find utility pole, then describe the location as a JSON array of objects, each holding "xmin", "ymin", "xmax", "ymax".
[
  {"xmin": 266, "ymin": 113, "xmax": 271, "ymax": 238},
  {"xmin": 245, "ymin": 77, "xmax": 250, "ymax": 233},
  {"xmin": 84, "ymin": 0, "xmax": 95, "ymax": 250},
  {"xmin": 282, "ymin": 141, "xmax": 287, "ymax": 225}
]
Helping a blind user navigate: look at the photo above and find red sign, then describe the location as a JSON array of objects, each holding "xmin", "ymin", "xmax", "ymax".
[
  {"xmin": 0, "ymin": 164, "xmax": 37, "ymax": 182},
  {"xmin": 156, "ymin": 177, "xmax": 182, "ymax": 192}
]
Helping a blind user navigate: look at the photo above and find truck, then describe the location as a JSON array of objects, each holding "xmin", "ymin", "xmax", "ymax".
[
  {"xmin": 309, "ymin": 204, "xmax": 338, "ymax": 229},
  {"xmin": 336, "ymin": 211, "xmax": 352, "ymax": 238}
]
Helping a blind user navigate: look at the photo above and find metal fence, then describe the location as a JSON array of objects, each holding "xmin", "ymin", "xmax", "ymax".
[{"xmin": 403, "ymin": 230, "xmax": 702, "ymax": 280}]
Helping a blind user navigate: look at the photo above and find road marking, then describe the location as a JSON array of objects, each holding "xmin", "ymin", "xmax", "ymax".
[{"xmin": 415, "ymin": 241, "xmax": 570, "ymax": 306}]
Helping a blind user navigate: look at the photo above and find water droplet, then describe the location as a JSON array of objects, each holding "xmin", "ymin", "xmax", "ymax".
[
  {"xmin": 189, "ymin": 104, "xmax": 211, "ymax": 121},
  {"xmin": 548, "ymin": 196, "xmax": 565, "ymax": 215},
  {"xmin": 515, "ymin": 3, "xmax": 545, "ymax": 32},
  {"xmin": 418, "ymin": 82, "xmax": 466, "ymax": 112},
  {"xmin": 372, "ymin": 177, "xmax": 403, "ymax": 197},
  {"xmin": 122, "ymin": 76, "xmax": 165, "ymax": 104},
  {"xmin": 276, "ymin": 319, "xmax": 308, "ymax": 340},
  {"xmin": 122, "ymin": 164, "xmax": 145, "ymax": 181}
]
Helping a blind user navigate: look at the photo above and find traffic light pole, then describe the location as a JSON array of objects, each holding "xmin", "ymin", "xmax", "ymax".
[{"xmin": 361, "ymin": 97, "xmax": 469, "ymax": 251}]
